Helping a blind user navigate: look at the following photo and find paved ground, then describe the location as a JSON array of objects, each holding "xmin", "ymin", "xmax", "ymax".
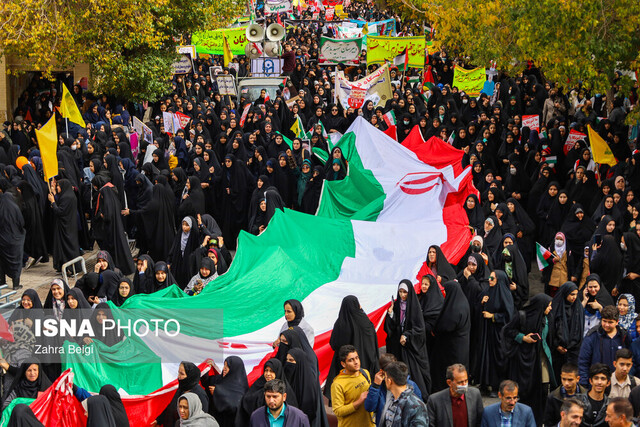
[{"xmin": 4, "ymin": 245, "xmax": 543, "ymax": 415}]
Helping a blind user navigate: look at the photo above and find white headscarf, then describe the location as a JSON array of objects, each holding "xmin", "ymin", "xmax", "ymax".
[
  {"xmin": 178, "ymin": 392, "xmax": 219, "ymax": 426},
  {"xmin": 181, "ymin": 217, "xmax": 193, "ymax": 254}
]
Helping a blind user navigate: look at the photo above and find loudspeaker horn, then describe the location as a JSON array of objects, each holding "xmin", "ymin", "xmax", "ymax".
[
  {"xmin": 246, "ymin": 24, "xmax": 264, "ymax": 42},
  {"xmin": 264, "ymin": 41, "xmax": 282, "ymax": 57},
  {"xmin": 266, "ymin": 23, "xmax": 286, "ymax": 41},
  {"xmin": 244, "ymin": 43, "xmax": 262, "ymax": 60}
]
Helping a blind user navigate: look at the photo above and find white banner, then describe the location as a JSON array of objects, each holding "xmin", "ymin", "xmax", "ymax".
[
  {"xmin": 336, "ymin": 63, "xmax": 393, "ymax": 109},
  {"xmin": 215, "ymin": 75, "xmax": 237, "ymax": 96},
  {"xmin": 264, "ymin": 0, "xmax": 292, "ymax": 14},
  {"xmin": 171, "ymin": 55, "xmax": 193, "ymax": 74},
  {"xmin": 162, "ymin": 112, "xmax": 176, "ymax": 134}
]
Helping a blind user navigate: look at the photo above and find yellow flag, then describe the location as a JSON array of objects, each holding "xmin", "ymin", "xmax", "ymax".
[
  {"xmin": 60, "ymin": 83, "xmax": 86, "ymax": 128},
  {"xmin": 587, "ymin": 124, "xmax": 617, "ymax": 166},
  {"xmin": 35, "ymin": 116, "xmax": 59, "ymax": 181},
  {"xmin": 362, "ymin": 23, "xmax": 369, "ymax": 35},
  {"xmin": 223, "ymin": 34, "xmax": 233, "ymax": 67}
]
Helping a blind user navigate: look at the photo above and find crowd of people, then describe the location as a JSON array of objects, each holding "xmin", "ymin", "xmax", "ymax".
[{"xmin": 0, "ymin": 0, "xmax": 640, "ymax": 425}]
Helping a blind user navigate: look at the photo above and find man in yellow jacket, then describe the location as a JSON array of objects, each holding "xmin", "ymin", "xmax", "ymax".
[{"xmin": 330, "ymin": 345, "xmax": 375, "ymax": 427}]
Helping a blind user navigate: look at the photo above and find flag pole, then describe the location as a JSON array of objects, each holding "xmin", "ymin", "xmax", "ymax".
[{"xmin": 65, "ymin": 117, "xmax": 69, "ymax": 136}]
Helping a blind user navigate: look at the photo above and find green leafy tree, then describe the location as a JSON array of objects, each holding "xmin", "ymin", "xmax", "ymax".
[{"xmin": 0, "ymin": 0, "xmax": 244, "ymax": 101}]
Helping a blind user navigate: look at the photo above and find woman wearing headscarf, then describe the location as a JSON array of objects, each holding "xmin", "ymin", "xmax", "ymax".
[
  {"xmin": 494, "ymin": 203, "xmax": 518, "ymax": 237},
  {"xmin": 49, "ymin": 179, "xmax": 80, "ymax": 272},
  {"xmin": 579, "ymin": 273, "xmax": 614, "ymax": 335},
  {"xmin": 276, "ymin": 299, "xmax": 314, "ymax": 347},
  {"xmin": 168, "ymin": 217, "xmax": 200, "ymax": 290},
  {"xmin": 203, "ymin": 356, "xmax": 248, "ymax": 426},
  {"xmin": 177, "ymin": 393, "xmax": 219, "ymax": 427},
  {"xmin": 538, "ymin": 186, "xmax": 570, "ymax": 248},
  {"xmin": 62, "ymin": 288, "xmax": 92, "ymax": 337},
  {"xmin": 91, "ymin": 177, "xmax": 135, "ymax": 275},
  {"xmin": 384, "ymin": 280, "xmax": 431, "ymax": 399},
  {"xmin": 506, "ymin": 197, "xmax": 536, "ymax": 270},
  {"xmin": 416, "ymin": 274, "xmax": 444, "ymax": 353},
  {"xmin": 284, "ymin": 348, "xmax": 329, "ymax": 427},
  {"xmin": 431, "ymin": 281, "xmax": 471, "ymax": 392},
  {"xmin": 324, "ymin": 295, "xmax": 379, "ymax": 401},
  {"xmin": 83, "ymin": 395, "xmax": 117, "ymax": 427},
  {"xmin": 494, "ymin": 243, "xmax": 529, "ymax": 309},
  {"xmin": 177, "ymin": 176, "xmax": 206, "ymax": 220},
  {"xmin": 617, "ymin": 294, "xmax": 638, "ymax": 341},
  {"xmin": 464, "ymin": 194, "xmax": 485, "ymax": 233},
  {"xmin": 502, "ymin": 294, "xmax": 554, "ymax": 424},
  {"xmin": 16, "ymin": 181, "xmax": 48, "ymax": 265},
  {"xmin": 544, "ymin": 232, "xmax": 570, "ymax": 297},
  {"xmin": 113, "ymin": 277, "xmax": 135, "ymax": 307},
  {"xmin": 561, "ymin": 204, "xmax": 596, "ymax": 281},
  {"xmin": 549, "ymin": 282, "xmax": 583, "ymax": 383},
  {"xmin": 590, "ymin": 234, "xmax": 623, "ymax": 294},
  {"xmin": 475, "ymin": 270, "xmax": 514, "ymax": 395},
  {"xmin": 482, "ymin": 216, "xmax": 503, "ymax": 257},
  {"xmin": 235, "ymin": 359, "xmax": 298, "ymax": 426},
  {"xmin": 301, "ymin": 166, "xmax": 324, "ymax": 215},
  {"xmin": 43, "ymin": 278, "xmax": 69, "ymax": 320},
  {"xmin": 156, "ymin": 362, "xmax": 208, "ymax": 427},
  {"xmin": 99, "ymin": 384, "xmax": 130, "ymax": 426},
  {"xmin": 424, "ymin": 245, "xmax": 456, "ymax": 283},
  {"xmin": 2, "ymin": 360, "xmax": 51, "ymax": 409},
  {"xmin": 620, "ymin": 230, "xmax": 640, "ymax": 307},
  {"xmin": 592, "ymin": 194, "xmax": 623, "ymax": 228},
  {"xmin": 221, "ymin": 154, "xmax": 252, "ymax": 249},
  {"xmin": 6, "ymin": 403, "xmax": 44, "ymax": 426},
  {"xmin": 275, "ymin": 327, "xmax": 319, "ymax": 377},
  {"xmin": 86, "ymin": 303, "xmax": 121, "ymax": 347}
]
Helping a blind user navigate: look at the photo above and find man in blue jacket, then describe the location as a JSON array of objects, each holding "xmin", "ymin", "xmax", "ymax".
[
  {"xmin": 578, "ymin": 305, "xmax": 631, "ymax": 386},
  {"xmin": 364, "ymin": 353, "xmax": 422, "ymax": 426},
  {"xmin": 481, "ymin": 380, "xmax": 536, "ymax": 427}
]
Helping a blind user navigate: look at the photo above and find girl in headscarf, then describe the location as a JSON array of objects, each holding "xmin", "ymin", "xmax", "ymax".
[
  {"xmin": 177, "ymin": 393, "xmax": 219, "ymax": 427},
  {"xmin": 483, "ymin": 216, "xmax": 503, "ymax": 256},
  {"xmin": 284, "ymin": 348, "xmax": 329, "ymax": 427},
  {"xmin": 475, "ymin": 270, "xmax": 515, "ymax": 395},
  {"xmin": 617, "ymin": 294, "xmax": 638, "ymax": 341},
  {"xmin": 2, "ymin": 360, "xmax": 51, "ymax": 409},
  {"xmin": 549, "ymin": 282, "xmax": 584, "ymax": 383},
  {"xmin": 384, "ymin": 280, "xmax": 431, "ymax": 399},
  {"xmin": 184, "ymin": 257, "xmax": 217, "ymax": 295},
  {"xmin": 502, "ymin": 294, "xmax": 555, "ymax": 424},
  {"xmin": 204, "ymin": 356, "xmax": 248, "ymax": 426},
  {"xmin": 276, "ymin": 299, "xmax": 314, "ymax": 347},
  {"xmin": 538, "ymin": 187, "xmax": 570, "ymax": 248},
  {"xmin": 152, "ymin": 261, "xmax": 178, "ymax": 292},
  {"xmin": 168, "ymin": 217, "xmax": 200, "ymax": 290},
  {"xmin": 177, "ymin": 176, "xmax": 207, "ymax": 220},
  {"xmin": 324, "ymin": 295, "xmax": 379, "ymax": 401},
  {"xmin": 43, "ymin": 278, "xmax": 69, "ymax": 320},
  {"xmin": 235, "ymin": 359, "xmax": 298, "ymax": 426},
  {"xmin": 431, "ymin": 281, "xmax": 471, "ymax": 392},
  {"xmin": 83, "ymin": 395, "xmax": 117, "ymax": 427},
  {"xmin": 8, "ymin": 289, "xmax": 43, "ymax": 329},
  {"xmin": 156, "ymin": 362, "xmax": 208, "ymax": 427}
]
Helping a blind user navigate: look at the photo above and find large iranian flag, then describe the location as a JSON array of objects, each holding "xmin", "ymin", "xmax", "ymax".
[{"xmin": 54, "ymin": 118, "xmax": 474, "ymax": 425}]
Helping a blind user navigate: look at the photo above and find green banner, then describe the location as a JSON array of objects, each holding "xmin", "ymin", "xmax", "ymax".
[
  {"xmin": 366, "ymin": 36, "xmax": 425, "ymax": 68},
  {"xmin": 192, "ymin": 26, "xmax": 249, "ymax": 55},
  {"xmin": 319, "ymin": 37, "xmax": 364, "ymax": 64},
  {"xmin": 452, "ymin": 67, "xmax": 486, "ymax": 96}
]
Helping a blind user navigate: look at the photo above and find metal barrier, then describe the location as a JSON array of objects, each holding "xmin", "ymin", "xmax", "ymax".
[
  {"xmin": 0, "ymin": 284, "xmax": 20, "ymax": 309},
  {"xmin": 61, "ymin": 256, "xmax": 87, "ymax": 284}
]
